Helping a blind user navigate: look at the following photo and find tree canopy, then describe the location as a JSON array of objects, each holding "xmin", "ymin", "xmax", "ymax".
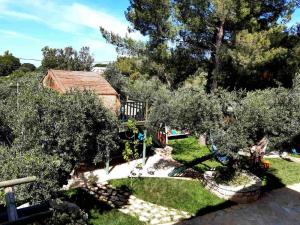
[
  {"xmin": 41, "ymin": 46, "xmax": 94, "ymax": 72},
  {"xmin": 101, "ymin": 0, "xmax": 300, "ymax": 90},
  {"xmin": 0, "ymin": 51, "xmax": 21, "ymax": 77}
]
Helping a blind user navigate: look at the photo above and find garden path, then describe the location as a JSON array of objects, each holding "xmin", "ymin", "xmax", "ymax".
[
  {"xmin": 66, "ymin": 147, "xmax": 197, "ymax": 188},
  {"xmin": 84, "ymin": 183, "xmax": 192, "ymax": 225},
  {"xmin": 177, "ymin": 183, "xmax": 300, "ymax": 225}
]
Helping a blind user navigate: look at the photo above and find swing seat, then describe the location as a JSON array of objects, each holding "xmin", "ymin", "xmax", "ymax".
[
  {"xmin": 210, "ymin": 144, "xmax": 229, "ymax": 165},
  {"xmin": 168, "ymin": 166, "xmax": 187, "ymax": 177},
  {"xmin": 292, "ymin": 148, "xmax": 300, "ymax": 155}
]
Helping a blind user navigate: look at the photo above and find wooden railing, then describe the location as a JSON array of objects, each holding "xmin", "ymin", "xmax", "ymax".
[
  {"xmin": 119, "ymin": 100, "xmax": 148, "ymax": 122},
  {"xmin": 0, "ymin": 176, "xmax": 52, "ymax": 224}
]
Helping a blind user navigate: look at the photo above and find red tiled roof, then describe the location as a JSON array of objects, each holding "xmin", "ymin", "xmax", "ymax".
[{"xmin": 47, "ymin": 69, "xmax": 118, "ymax": 96}]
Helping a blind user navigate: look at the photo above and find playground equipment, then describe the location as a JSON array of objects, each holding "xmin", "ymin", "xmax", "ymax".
[{"xmin": 0, "ymin": 177, "xmax": 51, "ymax": 225}]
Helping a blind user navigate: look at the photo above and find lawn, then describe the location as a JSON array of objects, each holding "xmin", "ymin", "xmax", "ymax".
[
  {"xmin": 169, "ymin": 137, "xmax": 300, "ymax": 191},
  {"xmin": 110, "ymin": 178, "xmax": 232, "ymax": 215},
  {"xmin": 64, "ymin": 188, "xmax": 144, "ymax": 225},
  {"xmin": 89, "ymin": 209, "xmax": 144, "ymax": 225},
  {"xmin": 170, "ymin": 137, "xmax": 223, "ymax": 171},
  {"xmin": 260, "ymin": 158, "xmax": 300, "ymax": 191}
]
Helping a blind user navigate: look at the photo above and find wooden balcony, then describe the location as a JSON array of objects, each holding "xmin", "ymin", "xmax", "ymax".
[{"xmin": 119, "ymin": 100, "xmax": 148, "ymax": 122}]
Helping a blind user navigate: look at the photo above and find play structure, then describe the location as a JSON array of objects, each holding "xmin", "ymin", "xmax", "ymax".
[
  {"xmin": 156, "ymin": 125, "xmax": 190, "ymax": 146},
  {"xmin": 0, "ymin": 177, "xmax": 52, "ymax": 224}
]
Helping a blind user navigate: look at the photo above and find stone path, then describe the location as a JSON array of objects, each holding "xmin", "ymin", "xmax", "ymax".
[
  {"xmin": 178, "ymin": 183, "xmax": 300, "ymax": 225},
  {"xmin": 119, "ymin": 196, "xmax": 191, "ymax": 225},
  {"xmin": 84, "ymin": 183, "xmax": 192, "ymax": 225}
]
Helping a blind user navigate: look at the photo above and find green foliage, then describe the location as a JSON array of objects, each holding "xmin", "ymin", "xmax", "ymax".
[
  {"xmin": 103, "ymin": 0, "xmax": 300, "ymax": 90},
  {"xmin": 0, "ymin": 146, "xmax": 63, "ymax": 202},
  {"xmin": 212, "ymin": 84, "xmax": 300, "ymax": 160},
  {"xmin": 126, "ymin": 0, "xmax": 174, "ymax": 43},
  {"xmin": 0, "ymin": 51, "xmax": 21, "ymax": 76},
  {"xmin": 114, "ymin": 57, "xmax": 142, "ymax": 79},
  {"xmin": 33, "ymin": 199, "xmax": 88, "ymax": 225},
  {"xmin": 0, "ymin": 72, "xmax": 119, "ymax": 204},
  {"xmin": 168, "ymin": 87, "xmax": 225, "ymax": 134},
  {"xmin": 18, "ymin": 63, "xmax": 36, "ymax": 72},
  {"xmin": 100, "ymin": 28, "xmax": 146, "ymax": 57},
  {"xmin": 94, "ymin": 63, "xmax": 107, "ymax": 67},
  {"xmin": 41, "ymin": 46, "xmax": 94, "ymax": 72},
  {"xmin": 122, "ymin": 119, "xmax": 139, "ymax": 162}
]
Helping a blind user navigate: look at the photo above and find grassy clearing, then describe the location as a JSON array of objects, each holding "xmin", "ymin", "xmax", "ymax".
[
  {"xmin": 64, "ymin": 189, "xmax": 144, "ymax": 225},
  {"xmin": 170, "ymin": 137, "xmax": 223, "ymax": 171},
  {"xmin": 110, "ymin": 178, "xmax": 231, "ymax": 215}
]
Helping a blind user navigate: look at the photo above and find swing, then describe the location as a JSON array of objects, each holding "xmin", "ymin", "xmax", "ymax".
[{"xmin": 209, "ymin": 132, "xmax": 229, "ymax": 165}]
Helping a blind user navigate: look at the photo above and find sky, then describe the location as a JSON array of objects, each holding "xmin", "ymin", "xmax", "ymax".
[{"xmin": 0, "ymin": 0, "xmax": 299, "ymax": 66}]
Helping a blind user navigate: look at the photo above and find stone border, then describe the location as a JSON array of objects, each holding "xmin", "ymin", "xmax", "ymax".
[{"xmin": 200, "ymin": 171, "xmax": 262, "ymax": 204}]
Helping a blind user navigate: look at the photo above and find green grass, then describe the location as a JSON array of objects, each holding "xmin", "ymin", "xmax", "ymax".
[
  {"xmin": 89, "ymin": 209, "xmax": 144, "ymax": 225},
  {"xmin": 169, "ymin": 137, "xmax": 300, "ymax": 191},
  {"xmin": 289, "ymin": 153, "xmax": 300, "ymax": 158},
  {"xmin": 110, "ymin": 178, "xmax": 231, "ymax": 215},
  {"xmin": 170, "ymin": 137, "xmax": 223, "ymax": 171},
  {"xmin": 64, "ymin": 188, "xmax": 144, "ymax": 225},
  {"xmin": 251, "ymin": 158, "xmax": 300, "ymax": 192}
]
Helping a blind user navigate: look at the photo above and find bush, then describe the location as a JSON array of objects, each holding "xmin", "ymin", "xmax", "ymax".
[
  {"xmin": 0, "ymin": 146, "xmax": 64, "ymax": 202},
  {"xmin": 0, "ymin": 72, "xmax": 119, "ymax": 202}
]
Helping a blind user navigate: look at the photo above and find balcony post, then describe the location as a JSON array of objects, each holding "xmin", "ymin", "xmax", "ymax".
[{"xmin": 142, "ymin": 129, "xmax": 147, "ymax": 166}]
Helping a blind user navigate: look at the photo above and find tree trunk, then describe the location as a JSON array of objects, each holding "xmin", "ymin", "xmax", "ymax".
[
  {"xmin": 198, "ymin": 133, "xmax": 207, "ymax": 146},
  {"xmin": 210, "ymin": 20, "xmax": 225, "ymax": 91}
]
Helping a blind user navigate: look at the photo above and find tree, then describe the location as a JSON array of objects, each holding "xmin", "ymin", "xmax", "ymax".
[
  {"xmin": 103, "ymin": 0, "xmax": 299, "ymax": 90},
  {"xmin": 18, "ymin": 63, "xmax": 36, "ymax": 72},
  {"xmin": 41, "ymin": 46, "xmax": 94, "ymax": 72},
  {"xmin": 0, "ymin": 51, "xmax": 21, "ymax": 76},
  {"xmin": 0, "ymin": 72, "xmax": 119, "ymax": 202},
  {"xmin": 174, "ymin": 0, "xmax": 298, "ymax": 90}
]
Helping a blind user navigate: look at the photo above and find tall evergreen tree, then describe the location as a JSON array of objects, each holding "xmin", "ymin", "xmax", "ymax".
[{"xmin": 101, "ymin": 0, "xmax": 299, "ymax": 90}]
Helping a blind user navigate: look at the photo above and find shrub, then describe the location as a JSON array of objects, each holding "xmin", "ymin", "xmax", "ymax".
[
  {"xmin": 0, "ymin": 146, "xmax": 63, "ymax": 202},
  {"xmin": 0, "ymin": 72, "xmax": 119, "ymax": 202}
]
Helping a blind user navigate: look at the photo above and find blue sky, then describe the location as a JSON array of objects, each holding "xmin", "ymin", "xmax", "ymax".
[{"xmin": 0, "ymin": 0, "xmax": 299, "ymax": 66}]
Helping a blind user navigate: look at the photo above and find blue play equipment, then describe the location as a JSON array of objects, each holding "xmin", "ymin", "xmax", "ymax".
[
  {"xmin": 210, "ymin": 142, "xmax": 229, "ymax": 165},
  {"xmin": 138, "ymin": 132, "xmax": 144, "ymax": 141},
  {"xmin": 209, "ymin": 132, "xmax": 229, "ymax": 165},
  {"xmin": 291, "ymin": 148, "xmax": 300, "ymax": 155},
  {"xmin": 210, "ymin": 143, "xmax": 229, "ymax": 165}
]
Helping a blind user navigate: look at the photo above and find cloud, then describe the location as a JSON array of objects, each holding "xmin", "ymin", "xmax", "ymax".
[
  {"xmin": 0, "ymin": 29, "xmax": 42, "ymax": 43},
  {"xmin": 0, "ymin": 0, "xmax": 141, "ymax": 38},
  {"xmin": 0, "ymin": 10, "xmax": 42, "ymax": 22},
  {"xmin": 0, "ymin": 0, "xmax": 143, "ymax": 63}
]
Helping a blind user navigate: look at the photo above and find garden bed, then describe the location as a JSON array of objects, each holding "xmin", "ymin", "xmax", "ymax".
[{"xmin": 201, "ymin": 171, "xmax": 262, "ymax": 203}]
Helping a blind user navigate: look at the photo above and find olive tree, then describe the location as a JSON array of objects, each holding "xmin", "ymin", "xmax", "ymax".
[{"xmin": 0, "ymin": 72, "xmax": 119, "ymax": 203}]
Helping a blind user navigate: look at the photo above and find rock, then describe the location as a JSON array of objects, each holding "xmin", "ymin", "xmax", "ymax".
[
  {"xmin": 139, "ymin": 216, "xmax": 149, "ymax": 222},
  {"xmin": 150, "ymin": 218, "xmax": 161, "ymax": 225}
]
